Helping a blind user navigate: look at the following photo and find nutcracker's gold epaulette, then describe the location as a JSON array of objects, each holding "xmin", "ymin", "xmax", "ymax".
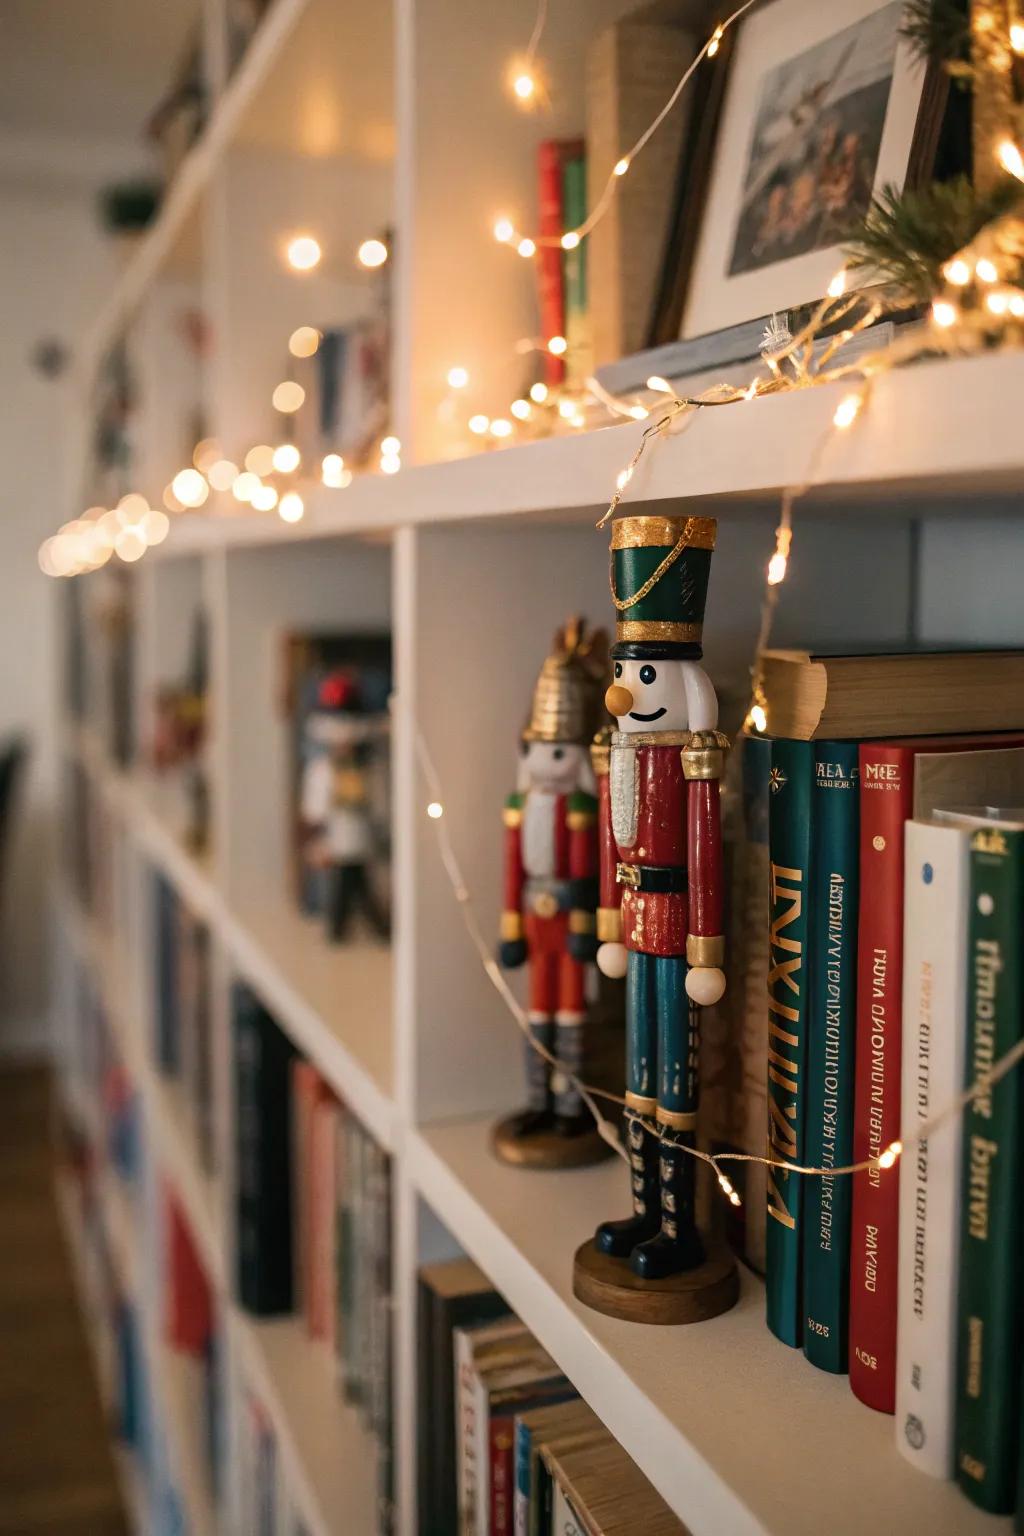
[
  {"xmin": 566, "ymin": 790, "xmax": 597, "ymax": 830},
  {"xmin": 590, "ymin": 725, "xmax": 612, "ymax": 776},
  {"xmin": 503, "ymin": 792, "xmax": 523, "ymax": 828},
  {"xmin": 681, "ymin": 729, "xmax": 730, "ymax": 781}
]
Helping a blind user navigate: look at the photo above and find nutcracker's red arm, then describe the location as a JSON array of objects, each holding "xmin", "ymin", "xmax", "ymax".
[
  {"xmin": 682, "ymin": 732, "xmax": 728, "ymax": 967},
  {"xmin": 500, "ymin": 795, "xmax": 525, "ymax": 942},
  {"xmin": 590, "ymin": 733, "xmax": 621, "ymax": 944}
]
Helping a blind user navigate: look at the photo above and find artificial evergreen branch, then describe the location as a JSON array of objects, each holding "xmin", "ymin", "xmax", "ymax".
[
  {"xmin": 845, "ymin": 176, "xmax": 1023, "ymax": 302},
  {"xmin": 899, "ymin": 0, "xmax": 972, "ymax": 77}
]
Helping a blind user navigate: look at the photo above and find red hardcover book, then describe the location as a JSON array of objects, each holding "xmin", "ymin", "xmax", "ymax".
[
  {"xmin": 850, "ymin": 734, "xmax": 1024, "ymax": 1411},
  {"xmin": 537, "ymin": 140, "xmax": 581, "ymax": 385},
  {"xmin": 165, "ymin": 1191, "xmax": 212, "ymax": 1355}
]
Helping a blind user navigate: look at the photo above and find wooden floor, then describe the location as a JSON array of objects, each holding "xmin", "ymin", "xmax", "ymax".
[{"xmin": 0, "ymin": 1066, "xmax": 128, "ymax": 1536}]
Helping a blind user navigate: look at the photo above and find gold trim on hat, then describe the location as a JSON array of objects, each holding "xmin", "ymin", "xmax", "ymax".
[
  {"xmin": 615, "ymin": 620, "xmax": 703, "ymax": 643},
  {"xmin": 611, "ymin": 516, "xmax": 716, "ymax": 551}
]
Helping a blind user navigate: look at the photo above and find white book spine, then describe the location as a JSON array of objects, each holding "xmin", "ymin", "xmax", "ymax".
[
  {"xmin": 474, "ymin": 1369, "xmax": 491, "ymax": 1536},
  {"xmin": 551, "ymin": 1479, "xmax": 585, "ymax": 1536},
  {"xmin": 895, "ymin": 820, "xmax": 968, "ymax": 1476},
  {"xmin": 453, "ymin": 1328, "xmax": 478, "ymax": 1536}
]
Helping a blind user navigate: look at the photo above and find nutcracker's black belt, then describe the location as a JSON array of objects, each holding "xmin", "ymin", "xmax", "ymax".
[{"xmin": 616, "ymin": 863, "xmax": 688, "ymax": 893}]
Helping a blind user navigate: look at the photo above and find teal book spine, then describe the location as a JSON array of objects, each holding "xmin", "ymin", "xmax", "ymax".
[
  {"xmin": 766, "ymin": 738, "xmax": 813, "ymax": 1347},
  {"xmin": 956, "ymin": 823, "xmax": 1024, "ymax": 1514},
  {"xmin": 802, "ymin": 742, "xmax": 859, "ymax": 1372}
]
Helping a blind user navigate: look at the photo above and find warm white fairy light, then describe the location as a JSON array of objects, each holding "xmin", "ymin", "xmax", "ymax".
[
  {"xmin": 1010, "ymin": 294, "xmax": 1024, "ymax": 318},
  {"xmin": 117, "ymin": 492, "xmax": 148, "ymax": 524},
  {"xmin": 561, "ymin": 231, "xmax": 581, "ymax": 251},
  {"xmin": 1012, "ymin": 21, "xmax": 1024, "ymax": 51},
  {"xmin": 547, "ymin": 335, "xmax": 567, "ymax": 355},
  {"xmin": 493, "ymin": 218, "xmax": 514, "ymax": 244},
  {"xmin": 517, "ymin": 237, "xmax": 536, "ymax": 259},
  {"xmin": 321, "ymin": 453, "xmax": 346, "ymax": 487},
  {"xmin": 468, "ymin": 414, "xmax": 490, "ymax": 435},
  {"xmin": 142, "ymin": 508, "xmax": 170, "ymax": 546},
  {"xmin": 426, "ymin": 801, "xmax": 444, "ymax": 819},
  {"xmin": 381, "ymin": 436, "xmax": 401, "ymax": 456},
  {"xmin": 115, "ymin": 527, "xmax": 146, "ymax": 563},
  {"xmin": 986, "ymin": 290, "xmax": 1010, "ymax": 315},
  {"xmin": 557, "ymin": 399, "xmax": 576, "ymax": 419},
  {"xmin": 208, "ymin": 458, "xmax": 238, "ymax": 491},
  {"xmin": 490, "ymin": 418, "xmax": 513, "ymax": 438},
  {"xmin": 975, "ymin": 257, "xmax": 999, "ymax": 283},
  {"xmin": 510, "ymin": 398, "xmax": 531, "ymax": 420},
  {"xmin": 767, "ymin": 551, "xmax": 788, "ymax": 585},
  {"xmin": 512, "ymin": 71, "xmax": 536, "ymax": 101},
  {"xmin": 827, "ymin": 269, "xmax": 847, "ymax": 299},
  {"xmin": 289, "ymin": 326, "xmax": 321, "ymax": 358},
  {"xmin": 878, "ymin": 1140, "xmax": 902, "ymax": 1170},
  {"xmin": 616, "ymin": 467, "xmax": 633, "ymax": 491},
  {"xmin": 932, "ymin": 298, "xmax": 959, "ymax": 328},
  {"xmin": 279, "ymin": 491, "xmax": 304, "ymax": 523},
  {"xmin": 381, "ymin": 456, "xmax": 401, "ymax": 475},
  {"xmin": 646, "ymin": 375, "xmax": 673, "ymax": 394},
  {"xmin": 273, "ymin": 380, "xmax": 306, "ymax": 413},
  {"xmin": 447, "ymin": 366, "xmax": 470, "ymax": 389},
  {"xmin": 245, "ymin": 444, "xmax": 276, "ymax": 477},
  {"xmin": 529, "ymin": 382, "xmax": 548, "ymax": 404},
  {"xmin": 163, "ymin": 484, "xmax": 185, "ymax": 513},
  {"xmin": 629, "ymin": 405, "xmax": 649, "ymax": 421},
  {"xmin": 833, "ymin": 392, "xmax": 863, "ymax": 430},
  {"xmin": 706, "ymin": 24, "xmax": 724, "ymax": 56},
  {"xmin": 943, "ymin": 257, "xmax": 971, "ymax": 286},
  {"xmin": 997, "ymin": 137, "xmax": 1023, "ymax": 180},
  {"xmin": 613, "ymin": 157, "xmax": 630, "ymax": 177},
  {"xmin": 192, "ymin": 438, "xmax": 221, "ymax": 473},
  {"xmin": 750, "ymin": 703, "xmax": 768, "ymax": 734},
  {"xmin": 171, "ymin": 468, "xmax": 209, "ymax": 508},
  {"xmin": 251, "ymin": 484, "xmax": 279, "ymax": 511},
  {"xmin": 272, "ymin": 443, "xmax": 301, "ymax": 474},
  {"xmin": 716, "ymin": 1169, "xmax": 742, "ymax": 1207},
  {"xmin": 286, "ymin": 234, "xmax": 322, "ymax": 272},
  {"xmin": 357, "ymin": 238, "xmax": 388, "ymax": 269},
  {"xmin": 232, "ymin": 471, "xmax": 262, "ymax": 502}
]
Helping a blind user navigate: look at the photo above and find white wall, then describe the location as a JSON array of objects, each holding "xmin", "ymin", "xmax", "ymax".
[{"xmin": 0, "ymin": 180, "xmax": 118, "ymax": 1054}]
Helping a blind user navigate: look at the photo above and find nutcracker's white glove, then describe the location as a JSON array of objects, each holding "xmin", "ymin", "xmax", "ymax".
[
  {"xmin": 596, "ymin": 941, "xmax": 628, "ymax": 980},
  {"xmin": 686, "ymin": 966, "xmax": 726, "ymax": 1006}
]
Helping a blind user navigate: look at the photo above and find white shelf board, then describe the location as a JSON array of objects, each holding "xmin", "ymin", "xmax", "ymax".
[
  {"xmin": 152, "ymin": 350, "xmax": 1024, "ymax": 559},
  {"xmin": 78, "ymin": 0, "xmax": 314, "ymax": 377},
  {"xmin": 410, "ymin": 1115, "xmax": 1011, "ymax": 1536},
  {"xmin": 74, "ymin": 729, "xmax": 398, "ymax": 1149},
  {"xmin": 232, "ymin": 1313, "xmax": 379, "ymax": 1536}
]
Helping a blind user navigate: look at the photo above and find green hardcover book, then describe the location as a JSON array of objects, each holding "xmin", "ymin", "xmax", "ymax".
[
  {"xmin": 561, "ymin": 154, "xmax": 590, "ymax": 383},
  {"xmin": 956, "ymin": 818, "xmax": 1024, "ymax": 1515},
  {"xmin": 802, "ymin": 742, "xmax": 859, "ymax": 1372},
  {"xmin": 766, "ymin": 738, "xmax": 813, "ymax": 1347}
]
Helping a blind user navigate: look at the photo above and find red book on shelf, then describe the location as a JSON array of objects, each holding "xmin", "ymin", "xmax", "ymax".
[
  {"xmin": 849, "ymin": 733, "xmax": 1024, "ymax": 1412},
  {"xmin": 537, "ymin": 140, "xmax": 581, "ymax": 386},
  {"xmin": 309, "ymin": 1095, "xmax": 339, "ymax": 1343},
  {"xmin": 165, "ymin": 1191, "xmax": 212, "ymax": 1356}
]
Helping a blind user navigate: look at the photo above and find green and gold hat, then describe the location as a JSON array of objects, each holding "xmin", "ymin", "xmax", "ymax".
[{"xmin": 609, "ymin": 515, "xmax": 716, "ymax": 660}]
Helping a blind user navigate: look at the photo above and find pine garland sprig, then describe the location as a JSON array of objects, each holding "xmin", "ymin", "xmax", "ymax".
[
  {"xmin": 845, "ymin": 176, "xmax": 1024, "ymax": 303},
  {"xmin": 899, "ymin": 0, "xmax": 972, "ymax": 78}
]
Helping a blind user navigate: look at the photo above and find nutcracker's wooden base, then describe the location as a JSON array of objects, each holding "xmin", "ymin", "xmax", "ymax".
[
  {"xmin": 491, "ymin": 1115, "xmax": 615, "ymax": 1170},
  {"xmin": 572, "ymin": 1237, "xmax": 739, "ymax": 1324}
]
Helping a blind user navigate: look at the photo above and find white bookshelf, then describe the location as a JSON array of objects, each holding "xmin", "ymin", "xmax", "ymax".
[{"xmin": 52, "ymin": 0, "xmax": 1024, "ymax": 1533}]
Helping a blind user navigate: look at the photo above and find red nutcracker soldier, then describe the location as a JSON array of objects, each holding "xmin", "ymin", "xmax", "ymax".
[
  {"xmin": 573, "ymin": 516, "xmax": 739, "ymax": 1323},
  {"xmin": 494, "ymin": 619, "xmax": 613, "ymax": 1169}
]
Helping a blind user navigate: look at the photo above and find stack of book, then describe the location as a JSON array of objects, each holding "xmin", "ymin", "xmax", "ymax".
[
  {"xmin": 417, "ymin": 1257, "xmax": 686, "ymax": 1535},
  {"xmin": 233, "ymin": 982, "xmax": 394, "ymax": 1531},
  {"xmin": 753, "ymin": 647, "xmax": 1024, "ymax": 1517},
  {"xmin": 152, "ymin": 871, "xmax": 216, "ymax": 1174}
]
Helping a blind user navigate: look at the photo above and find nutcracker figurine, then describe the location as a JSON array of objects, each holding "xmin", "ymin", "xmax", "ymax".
[
  {"xmin": 494, "ymin": 619, "xmax": 614, "ymax": 1169},
  {"xmin": 300, "ymin": 669, "xmax": 390, "ymax": 943},
  {"xmin": 573, "ymin": 516, "xmax": 738, "ymax": 1323}
]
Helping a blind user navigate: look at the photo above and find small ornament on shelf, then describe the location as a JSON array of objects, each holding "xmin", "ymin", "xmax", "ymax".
[
  {"xmin": 493, "ymin": 618, "xmax": 617, "ymax": 1169},
  {"xmin": 573, "ymin": 515, "xmax": 739, "ymax": 1324},
  {"xmin": 300, "ymin": 670, "xmax": 390, "ymax": 944}
]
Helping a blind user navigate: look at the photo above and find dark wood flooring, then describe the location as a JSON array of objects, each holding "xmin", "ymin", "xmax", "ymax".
[{"xmin": 0, "ymin": 1066, "xmax": 128, "ymax": 1535}]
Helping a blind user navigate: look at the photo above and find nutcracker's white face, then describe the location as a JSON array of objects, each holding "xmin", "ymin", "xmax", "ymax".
[
  {"xmin": 519, "ymin": 740, "xmax": 589, "ymax": 793},
  {"xmin": 608, "ymin": 658, "xmax": 691, "ymax": 734}
]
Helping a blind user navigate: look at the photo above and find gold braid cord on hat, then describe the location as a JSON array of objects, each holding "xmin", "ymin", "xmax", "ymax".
[{"xmin": 522, "ymin": 617, "xmax": 610, "ymax": 744}]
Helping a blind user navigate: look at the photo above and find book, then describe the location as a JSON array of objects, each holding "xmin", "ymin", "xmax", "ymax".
[
  {"xmin": 290, "ymin": 1059, "xmax": 331, "ymax": 1329},
  {"xmin": 759, "ymin": 649, "xmax": 1024, "ymax": 742},
  {"xmin": 562, "ymin": 153, "xmax": 590, "ymax": 385},
  {"xmin": 537, "ymin": 141, "xmax": 582, "ymax": 384},
  {"xmin": 514, "ymin": 1399, "xmax": 588, "ymax": 1536},
  {"xmin": 154, "ymin": 874, "xmax": 180, "ymax": 1074},
  {"xmin": 544, "ymin": 1421, "xmax": 689, "ymax": 1536},
  {"xmin": 474, "ymin": 1338, "xmax": 565, "ymax": 1536},
  {"xmin": 765, "ymin": 738, "xmax": 813, "ymax": 1347},
  {"xmin": 234, "ymin": 986, "xmax": 297, "ymax": 1315},
  {"xmin": 850, "ymin": 741, "xmax": 1024, "ymax": 1414},
  {"xmin": 417, "ymin": 1259, "xmax": 510, "ymax": 1536},
  {"xmin": 802, "ymin": 742, "xmax": 859, "ymax": 1373},
  {"xmin": 309, "ymin": 1092, "xmax": 339, "ymax": 1343},
  {"xmin": 895, "ymin": 816, "xmax": 971, "ymax": 1475},
  {"xmin": 955, "ymin": 817, "xmax": 1024, "ymax": 1514},
  {"xmin": 165, "ymin": 1191, "xmax": 212, "ymax": 1355},
  {"xmin": 454, "ymin": 1318, "xmax": 529, "ymax": 1535}
]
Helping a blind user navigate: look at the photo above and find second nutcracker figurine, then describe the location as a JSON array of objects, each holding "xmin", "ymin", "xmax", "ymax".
[
  {"xmin": 494, "ymin": 619, "xmax": 613, "ymax": 1169},
  {"xmin": 573, "ymin": 515, "xmax": 739, "ymax": 1323}
]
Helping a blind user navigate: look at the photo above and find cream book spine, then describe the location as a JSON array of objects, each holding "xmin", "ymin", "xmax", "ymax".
[{"xmin": 895, "ymin": 819, "xmax": 969, "ymax": 1476}]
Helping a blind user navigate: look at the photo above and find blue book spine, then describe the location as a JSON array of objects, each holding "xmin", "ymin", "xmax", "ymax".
[
  {"xmin": 513, "ymin": 1417, "xmax": 533, "ymax": 1536},
  {"xmin": 802, "ymin": 741, "xmax": 859, "ymax": 1372}
]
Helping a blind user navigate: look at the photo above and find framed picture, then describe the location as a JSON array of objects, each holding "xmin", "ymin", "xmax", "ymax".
[{"xmin": 650, "ymin": 0, "xmax": 946, "ymax": 346}]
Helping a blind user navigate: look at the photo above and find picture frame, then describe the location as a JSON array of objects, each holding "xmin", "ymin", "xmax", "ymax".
[{"xmin": 648, "ymin": 0, "xmax": 948, "ymax": 348}]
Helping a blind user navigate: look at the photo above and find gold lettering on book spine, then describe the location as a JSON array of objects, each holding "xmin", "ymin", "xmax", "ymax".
[{"xmin": 766, "ymin": 862, "xmax": 803, "ymax": 1229}]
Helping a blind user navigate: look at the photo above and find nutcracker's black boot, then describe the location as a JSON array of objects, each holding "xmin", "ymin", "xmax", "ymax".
[
  {"xmin": 553, "ymin": 1016, "xmax": 591, "ymax": 1137},
  {"xmin": 631, "ymin": 1139, "xmax": 705, "ymax": 1279},
  {"xmin": 507, "ymin": 1018, "xmax": 556, "ymax": 1138},
  {"xmin": 594, "ymin": 1117, "xmax": 660, "ymax": 1257}
]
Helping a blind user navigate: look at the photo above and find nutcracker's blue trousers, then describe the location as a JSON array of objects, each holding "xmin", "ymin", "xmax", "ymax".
[{"xmin": 625, "ymin": 951, "xmax": 698, "ymax": 1119}]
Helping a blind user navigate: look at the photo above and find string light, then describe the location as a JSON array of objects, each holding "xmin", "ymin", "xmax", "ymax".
[
  {"xmin": 289, "ymin": 326, "xmax": 321, "ymax": 358},
  {"xmin": 1000, "ymin": 139, "xmax": 1024, "ymax": 180},
  {"xmin": 381, "ymin": 436, "xmax": 401, "ymax": 456},
  {"xmin": 447, "ymin": 366, "xmax": 470, "ymax": 389},
  {"xmin": 561, "ymin": 232, "xmax": 581, "ymax": 251},
  {"xmin": 171, "ymin": 469, "xmax": 209, "ymax": 508},
  {"xmin": 285, "ymin": 235, "xmax": 322, "ymax": 272},
  {"xmin": 272, "ymin": 380, "xmax": 305, "ymax": 413},
  {"xmin": 750, "ymin": 703, "xmax": 768, "ymax": 734},
  {"xmin": 245, "ymin": 444, "xmax": 276, "ymax": 476},
  {"xmin": 232, "ymin": 472, "xmax": 262, "ymax": 502},
  {"xmin": 322, "ymin": 453, "xmax": 346, "ymax": 487},
  {"xmin": 208, "ymin": 458, "xmax": 239, "ymax": 491},
  {"xmin": 163, "ymin": 484, "xmax": 185, "ymax": 513},
  {"xmin": 833, "ymin": 392, "xmax": 863, "ymax": 430},
  {"xmin": 192, "ymin": 438, "xmax": 221, "ymax": 473},
  {"xmin": 517, "ymin": 238, "xmax": 536, "ymax": 259},
  {"xmin": 1012, "ymin": 21, "xmax": 1024, "ymax": 52},
  {"xmin": 827, "ymin": 269, "xmax": 847, "ymax": 299},
  {"xmin": 493, "ymin": 218, "xmax": 514, "ymax": 244},
  {"xmin": 986, "ymin": 290, "xmax": 1010, "ymax": 315},
  {"xmin": 932, "ymin": 298, "xmax": 959, "ymax": 328},
  {"xmin": 488, "ymin": 418, "xmax": 512, "ymax": 439},
  {"xmin": 468, "ymin": 414, "xmax": 490, "ymax": 435},
  {"xmin": 117, "ymin": 492, "xmax": 148, "ymax": 524},
  {"xmin": 510, "ymin": 398, "xmax": 531, "ymax": 420},
  {"xmin": 646, "ymin": 375, "xmax": 674, "ymax": 394},
  {"xmin": 628, "ymin": 405, "xmax": 649, "ymax": 421},
  {"xmin": 878, "ymin": 1140, "xmax": 902, "ymax": 1171},
  {"xmin": 426, "ymin": 801, "xmax": 444, "ymax": 819},
  {"xmin": 251, "ymin": 484, "xmax": 279, "ymax": 511},
  {"xmin": 943, "ymin": 258, "xmax": 971, "ymax": 286},
  {"xmin": 357, "ymin": 238, "xmax": 388, "ymax": 269},
  {"xmin": 272, "ymin": 443, "xmax": 301, "ymax": 473},
  {"xmin": 529, "ymin": 382, "xmax": 548, "ymax": 404},
  {"xmin": 279, "ymin": 491, "xmax": 304, "ymax": 523},
  {"xmin": 512, "ymin": 71, "xmax": 536, "ymax": 102},
  {"xmin": 547, "ymin": 335, "xmax": 567, "ymax": 355},
  {"xmin": 114, "ymin": 527, "xmax": 146, "ymax": 563},
  {"xmin": 975, "ymin": 257, "xmax": 999, "ymax": 283},
  {"xmin": 613, "ymin": 157, "xmax": 630, "ymax": 177},
  {"xmin": 141, "ymin": 508, "xmax": 170, "ymax": 546}
]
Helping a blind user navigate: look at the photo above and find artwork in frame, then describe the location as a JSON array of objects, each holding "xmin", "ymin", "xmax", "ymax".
[{"xmin": 649, "ymin": 0, "xmax": 946, "ymax": 348}]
